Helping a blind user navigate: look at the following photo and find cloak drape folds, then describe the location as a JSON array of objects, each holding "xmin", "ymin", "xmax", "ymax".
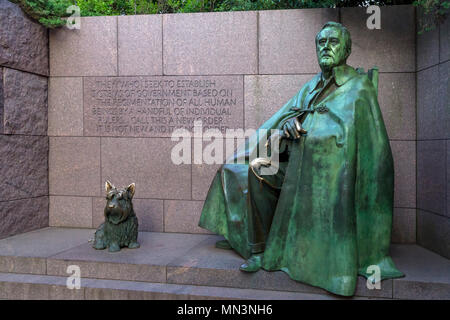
[{"xmin": 198, "ymin": 65, "xmax": 403, "ymax": 296}]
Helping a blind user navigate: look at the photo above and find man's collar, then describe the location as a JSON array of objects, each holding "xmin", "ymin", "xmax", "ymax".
[{"xmin": 309, "ymin": 64, "xmax": 358, "ymax": 93}]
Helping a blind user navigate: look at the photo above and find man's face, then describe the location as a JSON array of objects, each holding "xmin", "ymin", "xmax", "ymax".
[{"xmin": 316, "ymin": 27, "xmax": 347, "ymax": 70}]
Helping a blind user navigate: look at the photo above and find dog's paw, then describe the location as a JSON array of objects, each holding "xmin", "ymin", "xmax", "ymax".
[
  {"xmin": 128, "ymin": 242, "xmax": 140, "ymax": 249},
  {"xmin": 108, "ymin": 243, "xmax": 120, "ymax": 252}
]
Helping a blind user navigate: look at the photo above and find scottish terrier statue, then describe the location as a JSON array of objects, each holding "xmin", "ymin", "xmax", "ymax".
[{"xmin": 93, "ymin": 181, "xmax": 140, "ymax": 252}]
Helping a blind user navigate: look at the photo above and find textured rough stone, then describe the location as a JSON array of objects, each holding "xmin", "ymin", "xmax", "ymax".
[
  {"xmin": 0, "ymin": 0, "xmax": 49, "ymax": 76},
  {"xmin": 440, "ymin": 14, "xmax": 450, "ymax": 63},
  {"xmin": 259, "ymin": 9, "xmax": 338, "ymax": 74},
  {"xmin": 48, "ymin": 77, "xmax": 83, "ymax": 136},
  {"xmin": 417, "ymin": 65, "xmax": 448, "ymax": 140},
  {"xmin": 0, "ymin": 227, "xmax": 93, "ymax": 258},
  {"xmin": 101, "ymin": 138, "xmax": 191, "ymax": 199},
  {"xmin": 118, "ymin": 15, "xmax": 162, "ymax": 76},
  {"xmin": 390, "ymin": 141, "xmax": 416, "ymax": 208},
  {"xmin": 378, "ymin": 73, "xmax": 416, "ymax": 140},
  {"xmin": 0, "ymin": 273, "xmax": 85, "ymax": 300},
  {"xmin": 417, "ymin": 210, "xmax": 450, "ymax": 260},
  {"xmin": 0, "ymin": 196, "xmax": 48, "ymax": 240},
  {"xmin": 417, "ymin": 140, "xmax": 446, "ymax": 216},
  {"xmin": 49, "ymin": 196, "xmax": 92, "ymax": 228},
  {"xmin": 0, "ymin": 135, "xmax": 48, "ymax": 201},
  {"xmin": 164, "ymin": 200, "xmax": 211, "ymax": 234},
  {"xmin": 50, "ymin": 16, "xmax": 117, "ymax": 76},
  {"xmin": 391, "ymin": 244, "xmax": 450, "ymax": 299},
  {"xmin": 448, "ymin": 141, "xmax": 450, "ymax": 217},
  {"xmin": 93, "ymin": 197, "xmax": 164, "ymax": 232},
  {"xmin": 163, "ymin": 11, "xmax": 257, "ymax": 75},
  {"xmin": 391, "ymin": 208, "xmax": 416, "ymax": 244},
  {"xmin": 167, "ymin": 236, "xmax": 393, "ymax": 298},
  {"xmin": 2, "ymin": 68, "xmax": 47, "ymax": 135},
  {"xmin": 244, "ymin": 75, "xmax": 310, "ymax": 130},
  {"xmin": 0, "ymin": 68, "xmax": 3, "ymax": 134},
  {"xmin": 438, "ymin": 61, "xmax": 450, "ymax": 139},
  {"xmin": 49, "ymin": 137, "xmax": 101, "ymax": 197},
  {"xmin": 46, "ymin": 232, "xmax": 211, "ymax": 283},
  {"xmin": 342, "ymin": 5, "xmax": 415, "ymax": 73}
]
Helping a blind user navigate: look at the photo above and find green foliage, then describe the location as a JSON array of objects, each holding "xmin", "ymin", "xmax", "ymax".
[
  {"xmin": 10, "ymin": 0, "xmax": 73, "ymax": 28},
  {"xmin": 9, "ymin": 0, "xmax": 449, "ymax": 32},
  {"xmin": 413, "ymin": 0, "xmax": 450, "ymax": 33}
]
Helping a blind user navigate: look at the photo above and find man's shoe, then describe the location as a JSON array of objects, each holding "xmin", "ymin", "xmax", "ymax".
[
  {"xmin": 239, "ymin": 254, "xmax": 263, "ymax": 272},
  {"xmin": 215, "ymin": 240, "xmax": 232, "ymax": 250}
]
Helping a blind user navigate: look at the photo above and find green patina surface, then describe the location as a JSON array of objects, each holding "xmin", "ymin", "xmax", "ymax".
[{"xmin": 199, "ymin": 22, "xmax": 404, "ymax": 297}]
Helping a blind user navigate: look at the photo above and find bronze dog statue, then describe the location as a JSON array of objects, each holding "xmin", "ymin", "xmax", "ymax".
[{"xmin": 93, "ymin": 181, "xmax": 140, "ymax": 252}]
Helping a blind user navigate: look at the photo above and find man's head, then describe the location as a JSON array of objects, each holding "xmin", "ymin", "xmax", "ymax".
[{"xmin": 315, "ymin": 22, "xmax": 352, "ymax": 71}]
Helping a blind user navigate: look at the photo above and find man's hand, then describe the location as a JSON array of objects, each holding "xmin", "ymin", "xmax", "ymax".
[{"xmin": 282, "ymin": 117, "xmax": 307, "ymax": 139}]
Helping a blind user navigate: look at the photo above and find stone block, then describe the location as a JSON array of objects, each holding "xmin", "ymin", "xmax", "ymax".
[
  {"xmin": 417, "ymin": 210, "xmax": 450, "ymax": 259},
  {"xmin": 390, "ymin": 141, "xmax": 416, "ymax": 208},
  {"xmin": 378, "ymin": 73, "xmax": 416, "ymax": 140},
  {"xmin": 48, "ymin": 77, "xmax": 83, "ymax": 136},
  {"xmin": 390, "ymin": 244, "xmax": 450, "ymax": 299},
  {"xmin": 448, "ymin": 141, "xmax": 450, "ymax": 217},
  {"xmin": 191, "ymin": 137, "xmax": 240, "ymax": 201},
  {"xmin": 83, "ymin": 75, "xmax": 244, "ymax": 138},
  {"xmin": 0, "ymin": 273, "xmax": 85, "ymax": 300},
  {"xmin": 50, "ymin": 16, "xmax": 117, "ymax": 76},
  {"xmin": 0, "ymin": 68, "xmax": 3, "ymax": 134},
  {"xmin": 0, "ymin": 227, "xmax": 93, "ymax": 257},
  {"xmin": 118, "ymin": 15, "xmax": 162, "ymax": 76},
  {"xmin": 49, "ymin": 137, "xmax": 101, "ymax": 197},
  {"xmin": 101, "ymin": 137, "xmax": 191, "ymax": 199},
  {"xmin": 342, "ymin": 5, "xmax": 415, "ymax": 72},
  {"xmin": 391, "ymin": 208, "xmax": 416, "ymax": 244},
  {"xmin": 46, "ymin": 232, "xmax": 211, "ymax": 282},
  {"xmin": 259, "ymin": 9, "xmax": 338, "ymax": 74},
  {"xmin": 0, "ymin": 0, "xmax": 48, "ymax": 76},
  {"xmin": 417, "ymin": 65, "xmax": 448, "ymax": 140},
  {"xmin": 2, "ymin": 68, "xmax": 47, "ymax": 135},
  {"xmin": 0, "ymin": 197, "xmax": 48, "ymax": 240},
  {"xmin": 438, "ymin": 61, "xmax": 450, "ymax": 139},
  {"xmin": 93, "ymin": 197, "xmax": 163, "ymax": 232},
  {"xmin": 417, "ymin": 140, "xmax": 446, "ymax": 216},
  {"xmin": 167, "ymin": 235, "xmax": 393, "ymax": 298},
  {"xmin": 163, "ymin": 11, "xmax": 257, "ymax": 75},
  {"xmin": 0, "ymin": 135, "xmax": 48, "ymax": 201},
  {"xmin": 164, "ymin": 200, "xmax": 211, "ymax": 234},
  {"xmin": 0, "ymin": 256, "xmax": 46, "ymax": 275},
  {"xmin": 416, "ymin": 8, "xmax": 440, "ymax": 71},
  {"xmin": 244, "ymin": 75, "xmax": 310, "ymax": 130},
  {"xmin": 49, "ymin": 196, "xmax": 92, "ymax": 228},
  {"xmin": 440, "ymin": 14, "xmax": 450, "ymax": 63}
]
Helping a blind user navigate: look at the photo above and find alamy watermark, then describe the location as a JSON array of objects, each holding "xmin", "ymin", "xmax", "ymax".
[
  {"xmin": 66, "ymin": 5, "xmax": 81, "ymax": 29},
  {"xmin": 366, "ymin": 5, "xmax": 381, "ymax": 30},
  {"xmin": 66, "ymin": 265, "xmax": 81, "ymax": 290},
  {"xmin": 171, "ymin": 121, "xmax": 281, "ymax": 176}
]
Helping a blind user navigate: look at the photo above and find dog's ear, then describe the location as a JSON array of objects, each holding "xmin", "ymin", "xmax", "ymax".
[
  {"xmin": 126, "ymin": 183, "xmax": 136, "ymax": 198},
  {"xmin": 105, "ymin": 180, "xmax": 115, "ymax": 194}
]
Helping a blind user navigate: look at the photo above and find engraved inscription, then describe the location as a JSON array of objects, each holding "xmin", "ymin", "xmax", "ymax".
[{"xmin": 83, "ymin": 76, "xmax": 243, "ymax": 137}]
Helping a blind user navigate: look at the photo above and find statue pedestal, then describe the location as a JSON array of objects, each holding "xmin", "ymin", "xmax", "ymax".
[{"xmin": 0, "ymin": 227, "xmax": 448, "ymax": 299}]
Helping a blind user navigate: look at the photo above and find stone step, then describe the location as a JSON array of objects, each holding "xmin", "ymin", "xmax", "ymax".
[
  {"xmin": 0, "ymin": 272, "xmax": 340, "ymax": 300},
  {"xmin": 0, "ymin": 227, "xmax": 449, "ymax": 299}
]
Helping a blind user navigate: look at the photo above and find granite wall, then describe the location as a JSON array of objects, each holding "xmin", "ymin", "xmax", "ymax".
[
  {"xmin": 0, "ymin": 0, "xmax": 49, "ymax": 239},
  {"xmin": 416, "ymin": 11, "xmax": 450, "ymax": 259},
  {"xmin": 48, "ymin": 5, "xmax": 418, "ymax": 244}
]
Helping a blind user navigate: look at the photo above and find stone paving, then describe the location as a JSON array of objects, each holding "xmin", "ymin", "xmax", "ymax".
[{"xmin": 0, "ymin": 227, "xmax": 448, "ymax": 300}]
